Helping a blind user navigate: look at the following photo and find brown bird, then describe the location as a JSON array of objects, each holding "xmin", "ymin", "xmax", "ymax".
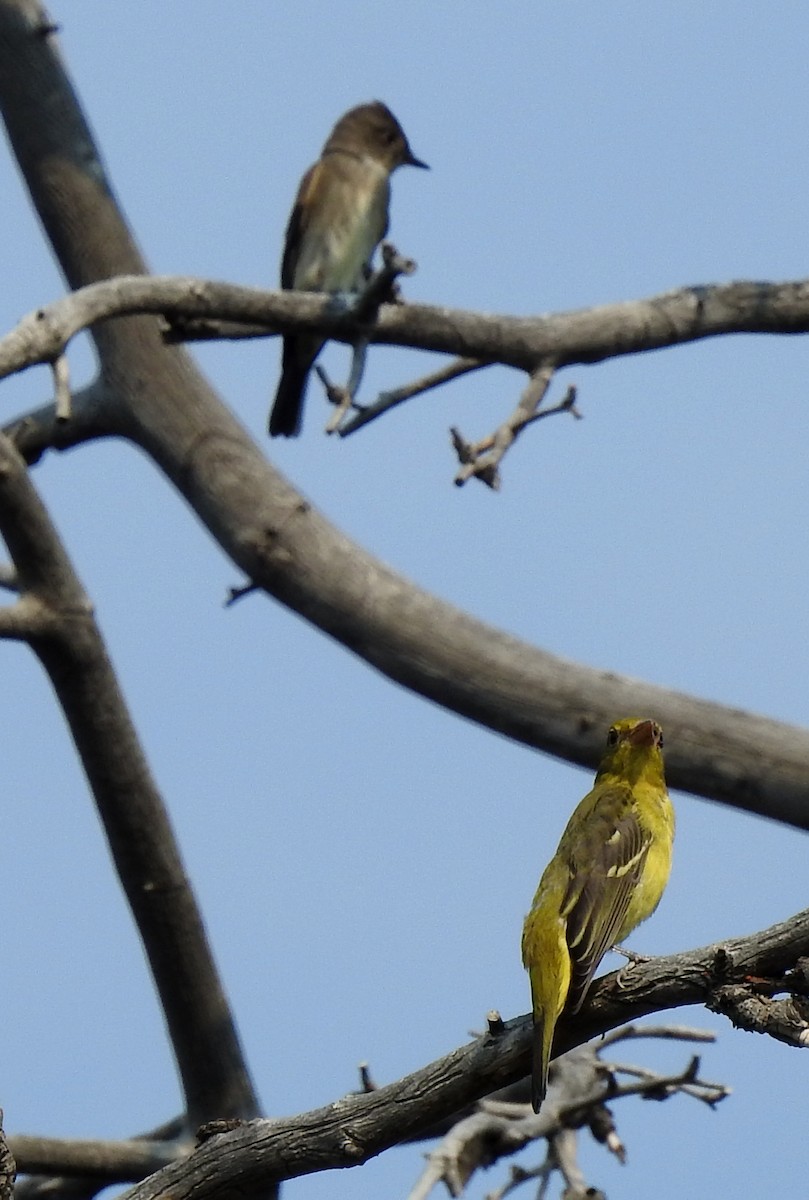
[{"xmin": 269, "ymin": 101, "xmax": 427, "ymax": 437}]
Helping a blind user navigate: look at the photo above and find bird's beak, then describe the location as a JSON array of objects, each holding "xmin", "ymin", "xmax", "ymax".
[
  {"xmin": 628, "ymin": 720, "xmax": 657, "ymax": 747},
  {"xmin": 406, "ymin": 149, "xmax": 429, "ymax": 169}
]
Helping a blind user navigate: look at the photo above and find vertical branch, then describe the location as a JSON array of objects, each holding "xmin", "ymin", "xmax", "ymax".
[
  {"xmin": 0, "ymin": 0, "xmax": 147, "ymax": 287},
  {"xmin": 0, "ymin": 1111, "xmax": 15, "ymax": 1200},
  {"xmin": 0, "ymin": 0, "xmax": 227, "ymax": 453}
]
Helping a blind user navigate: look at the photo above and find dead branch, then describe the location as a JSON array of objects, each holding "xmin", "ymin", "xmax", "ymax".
[
  {"xmin": 417, "ymin": 1032, "xmax": 727, "ymax": 1200},
  {"xmin": 100, "ymin": 907, "xmax": 809, "ymax": 1200},
  {"xmin": 339, "ymin": 358, "xmax": 485, "ymax": 434},
  {"xmin": 0, "ymin": 2, "xmax": 808, "ymax": 842},
  {"xmin": 13, "ymin": 270, "xmax": 809, "ymax": 377},
  {"xmin": 0, "ymin": 432, "xmax": 259, "ymax": 1129},
  {"xmin": 0, "ymin": 1113, "xmax": 15, "ymax": 1200}
]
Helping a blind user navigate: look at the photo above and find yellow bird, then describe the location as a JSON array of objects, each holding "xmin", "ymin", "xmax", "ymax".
[{"xmin": 521, "ymin": 717, "xmax": 675, "ymax": 1112}]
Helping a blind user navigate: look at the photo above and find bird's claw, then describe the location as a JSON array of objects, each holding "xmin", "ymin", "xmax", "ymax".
[{"xmin": 613, "ymin": 945, "xmax": 651, "ymax": 990}]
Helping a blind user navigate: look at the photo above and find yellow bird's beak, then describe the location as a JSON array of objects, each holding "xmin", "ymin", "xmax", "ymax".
[{"xmin": 628, "ymin": 719, "xmax": 660, "ymax": 747}]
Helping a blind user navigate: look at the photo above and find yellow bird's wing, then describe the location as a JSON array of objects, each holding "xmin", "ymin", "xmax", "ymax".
[{"xmin": 561, "ymin": 783, "xmax": 650, "ymax": 1014}]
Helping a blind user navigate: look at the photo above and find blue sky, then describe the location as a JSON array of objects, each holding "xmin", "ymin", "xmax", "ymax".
[{"xmin": 2, "ymin": 3, "xmax": 808, "ymax": 1198}]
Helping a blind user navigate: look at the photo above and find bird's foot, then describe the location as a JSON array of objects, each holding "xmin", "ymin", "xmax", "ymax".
[
  {"xmin": 325, "ymin": 291, "xmax": 356, "ymax": 313},
  {"xmin": 613, "ymin": 945, "xmax": 651, "ymax": 990}
]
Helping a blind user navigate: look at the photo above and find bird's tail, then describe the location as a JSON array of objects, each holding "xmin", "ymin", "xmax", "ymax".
[
  {"xmin": 268, "ymin": 336, "xmax": 322, "ymax": 437},
  {"xmin": 531, "ymin": 1013, "xmax": 552, "ymax": 1113}
]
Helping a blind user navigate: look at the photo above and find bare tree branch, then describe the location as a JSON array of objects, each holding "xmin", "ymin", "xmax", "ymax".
[
  {"xmin": 339, "ymin": 357, "xmax": 485, "ymax": 435},
  {"xmin": 105, "ymin": 907, "xmax": 809, "ymax": 1200},
  {"xmin": 419, "ymin": 1041, "xmax": 720, "ymax": 1200},
  {"xmin": 0, "ymin": 429, "xmax": 259, "ymax": 1127},
  {"xmin": 13, "ymin": 1118, "xmax": 188, "ymax": 1200},
  {"xmin": 5, "ymin": 273, "xmax": 809, "ymax": 404},
  {"xmin": 0, "ymin": 1, "xmax": 808, "ymax": 850},
  {"xmin": 0, "ymin": 1113, "xmax": 16, "ymax": 1200},
  {"xmin": 10, "ymin": 1136, "xmax": 182, "ymax": 1182},
  {"xmin": 1, "ymin": 10, "xmax": 808, "ymax": 1200},
  {"xmin": 3, "ymin": 310, "xmax": 809, "ymax": 833},
  {"xmin": 452, "ymin": 366, "xmax": 574, "ymax": 488}
]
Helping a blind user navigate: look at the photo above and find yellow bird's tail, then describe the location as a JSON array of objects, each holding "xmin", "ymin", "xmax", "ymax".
[{"xmin": 530, "ymin": 1010, "xmax": 552, "ymax": 1112}]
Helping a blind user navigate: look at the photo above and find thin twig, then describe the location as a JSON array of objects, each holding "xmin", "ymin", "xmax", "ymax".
[
  {"xmin": 606, "ymin": 1057, "xmax": 731, "ymax": 1108},
  {"xmin": 339, "ymin": 357, "xmax": 485, "ymax": 435},
  {"xmin": 599, "ymin": 1022, "xmax": 718, "ymax": 1047},
  {"xmin": 606, "ymin": 1059, "xmax": 730, "ymax": 1106},
  {"xmin": 452, "ymin": 369, "xmax": 583, "ymax": 488}
]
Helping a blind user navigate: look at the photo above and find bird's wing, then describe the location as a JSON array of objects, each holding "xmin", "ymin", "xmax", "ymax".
[
  {"xmin": 561, "ymin": 783, "xmax": 650, "ymax": 1014},
  {"xmin": 280, "ymin": 161, "xmax": 322, "ymax": 289}
]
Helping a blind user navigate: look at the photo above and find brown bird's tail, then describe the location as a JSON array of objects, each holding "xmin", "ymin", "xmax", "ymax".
[{"xmin": 268, "ymin": 335, "xmax": 322, "ymax": 437}]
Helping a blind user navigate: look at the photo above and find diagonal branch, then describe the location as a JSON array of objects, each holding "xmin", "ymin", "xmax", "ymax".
[
  {"xmin": 1, "ymin": 2, "xmax": 809, "ymax": 862},
  {"xmin": 3, "ymin": 348, "xmax": 809, "ymax": 832},
  {"xmin": 116, "ymin": 907, "xmax": 809, "ymax": 1200},
  {"xmin": 0, "ymin": 430, "xmax": 259, "ymax": 1128},
  {"xmin": 338, "ymin": 357, "xmax": 486, "ymax": 434}
]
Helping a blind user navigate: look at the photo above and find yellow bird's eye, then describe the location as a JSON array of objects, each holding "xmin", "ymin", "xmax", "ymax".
[{"xmin": 607, "ymin": 726, "xmax": 619, "ymax": 746}]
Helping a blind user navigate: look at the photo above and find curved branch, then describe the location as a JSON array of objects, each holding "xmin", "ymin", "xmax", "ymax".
[
  {"xmin": 4, "ymin": 273, "xmax": 809, "ymax": 388},
  {"xmin": 119, "ymin": 908, "xmax": 809, "ymax": 1200},
  {"xmin": 0, "ymin": 0, "xmax": 808, "ymax": 843},
  {"xmin": 2, "ymin": 12, "xmax": 808, "ymax": 1200}
]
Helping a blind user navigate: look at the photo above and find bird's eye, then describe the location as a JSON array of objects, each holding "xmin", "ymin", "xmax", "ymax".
[
  {"xmin": 657, "ymin": 730, "xmax": 664, "ymax": 748},
  {"xmin": 607, "ymin": 727, "xmax": 619, "ymax": 746}
]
